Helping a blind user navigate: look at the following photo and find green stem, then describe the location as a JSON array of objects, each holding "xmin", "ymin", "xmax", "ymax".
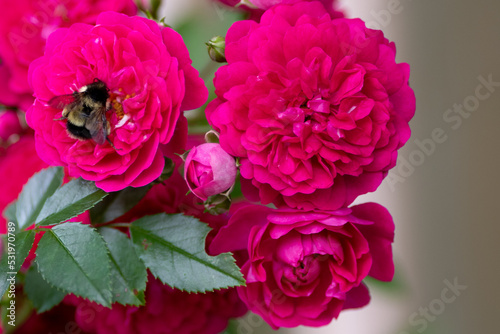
[{"xmin": 200, "ymin": 60, "xmax": 219, "ymax": 82}]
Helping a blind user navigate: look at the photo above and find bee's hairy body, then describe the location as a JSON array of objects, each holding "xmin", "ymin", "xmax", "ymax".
[{"xmin": 50, "ymin": 79, "xmax": 111, "ymax": 145}]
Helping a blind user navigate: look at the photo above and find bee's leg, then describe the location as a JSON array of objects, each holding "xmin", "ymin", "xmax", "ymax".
[
  {"xmin": 106, "ymin": 137, "xmax": 122, "ymax": 152},
  {"xmin": 53, "ymin": 116, "xmax": 66, "ymax": 121}
]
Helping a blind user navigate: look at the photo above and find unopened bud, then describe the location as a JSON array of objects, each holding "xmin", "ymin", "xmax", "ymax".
[
  {"xmin": 206, "ymin": 36, "xmax": 226, "ymax": 63},
  {"xmin": 183, "ymin": 143, "xmax": 237, "ymax": 201}
]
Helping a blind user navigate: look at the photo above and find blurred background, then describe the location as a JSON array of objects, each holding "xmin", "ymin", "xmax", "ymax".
[{"xmin": 161, "ymin": 0, "xmax": 500, "ymax": 333}]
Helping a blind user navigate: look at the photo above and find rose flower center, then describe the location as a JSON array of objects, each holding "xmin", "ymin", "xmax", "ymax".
[
  {"xmin": 282, "ymin": 254, "xmax": 326, "ymax": 288},
  {"xmin": 108, "ymin": 88, "xmax": 134, "ymax": 131}
]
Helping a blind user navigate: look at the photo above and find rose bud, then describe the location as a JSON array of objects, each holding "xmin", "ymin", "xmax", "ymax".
[
  {"xmin": 184, "ymin": 143, "xmax": 237, "ymax": 201},
  {"xmin": 206, "ymin": 36, "xmax": 227, "ymax": 63}
]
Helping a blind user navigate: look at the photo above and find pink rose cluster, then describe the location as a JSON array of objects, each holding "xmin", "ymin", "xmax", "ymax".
[
  {"xmin": 0, "ymin": 0, "xmax": 137, "ymax": 111},
  {"xmin": 13, "ymin": 0, "xmax": 415, "ymax": 331},
  {"xmin": 203, "ymin": 0, "xmax": 415, "ymax": 329},
  {"xmin": 27, "ymin": 12, "xmax": 208, "ymax": 191}
]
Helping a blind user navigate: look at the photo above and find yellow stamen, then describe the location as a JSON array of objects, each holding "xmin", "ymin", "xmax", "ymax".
[
  {"xmin": 113, "ymin": 100, "xmax": 124, "ymax": 119},
  {"xmin": 109, "ymin": 91, "xmax": 135, "ymax": 120}
]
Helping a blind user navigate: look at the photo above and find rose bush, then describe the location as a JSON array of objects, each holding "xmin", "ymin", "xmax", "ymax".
[
  {"xmin": 0, "ymin": 0, "xmax": 137, "ymax": 111},
  {"xmin": 184, "ymin": 143, "xmax": 237, "ymax": 201},
  {"xmin": 210, "ymin": 202, "xmax": 395, "ymax": 328},
  {"xmin": 27, "ymin": 11, "xmax": 208, "ymax": 192},
  {"xmin": 206, "ymin": 1, "xmax": 415, "ymax": 210}
]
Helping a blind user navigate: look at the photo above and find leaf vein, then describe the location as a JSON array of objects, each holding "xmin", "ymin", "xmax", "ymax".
[
  {"xmin": 134, "ymin": 227, "xmax": 243, "ymax": 284},
  {"xmin": 48, "ymin": 228, "xmax": 109, "ymax": 303}
]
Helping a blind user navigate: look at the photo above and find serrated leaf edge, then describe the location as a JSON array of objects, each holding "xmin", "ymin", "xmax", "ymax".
[
  {"xmin": 35, "ymin": 223, "xmax": 113, "ymax": 307},
  {"xmin": 36, "ymin": 183, "xmax": 108, "ymax": 226},
  {"xmin": 134, "ymin": 226, "xmax": 244, "ymax": 285},
  {"xmin": 130, "ymin": 215, "xmax": 245, "ymax": 293},
  {"xmin": 0, "ymin": 230, "xmax": 36, "ymax": 279},
  {"xmin": 145, "ymin": 256, "xmax": 243, "ymax": 294},
  {"xmin": 26, "ymin": 264, "xmax": 67, "ymax": 313},
  {"xmin": 16, "ymin": 167, "xmax": 64, "ymax": 229},
  {"xmin": 106, "ymin": 247, "xmax": 146, "ymax": 306},
  {"xmin": 98, "ymin": 227, "xmax": 147, "ymax": 306}
]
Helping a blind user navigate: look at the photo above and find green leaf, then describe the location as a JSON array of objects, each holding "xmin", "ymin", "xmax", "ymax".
[
  {"xmin": 130, "ymin": 213, "xmax": 244, "ymax": 292},
  {"xmin": 0, "ymin": 230, "xmax": 36, "ymax": 297},
  {"xmin": 90, "ymin": 185, "xmax": 150, "ymax": 225},
  {"xmin": 99, "ymin": 227, "xmax": 147, "ymax": 306},
  {"xmin": 36, "ymin": 178, "xmax": 108, "ymax": 226},
  {"xmin": 35, "ymin": 223, "xmax": 112, "ymax": 307},
  {"xmin": 15, "ymin": 167, "xmax": 64, "ymax": 230},
  {"xmin": 3, "ymin": 201, "xmax": 17, "ymax": 225},
  {"xmin": 24, "ymin": 266, "xmax": 66, "ymax": 313},
  {"xmin": 364, "ymin": 265, "xmax": 408, "ymax": 295}
]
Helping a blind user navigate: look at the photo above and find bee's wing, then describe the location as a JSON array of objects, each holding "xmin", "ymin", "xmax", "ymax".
[
  {"xmin": 48, "ymin": 94, "xmax": 78, "ymax": 110},
  {"xmin": 86, "ymin": 106, "xmax": 107, "ymax": 145}
]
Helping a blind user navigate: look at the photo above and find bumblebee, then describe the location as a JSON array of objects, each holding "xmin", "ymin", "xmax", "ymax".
[{"xmin": 49, "ymin": 78, "xmax": 111, "ymax": 146}]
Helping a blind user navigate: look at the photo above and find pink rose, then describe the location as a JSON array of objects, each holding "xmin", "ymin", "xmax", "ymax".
[
  {"xmin": 27, "ymin": 12, "xmax": 208, "ymax": 192},
  {"xmin": 210, "ymin": 202, "xmax": 395, "ymax": 328},
  {"xmin": 206, "ymin": 2, "xmax": 415, "ymax": 210},
  {"xmin": 184, "ymin": 143, "xmax": 237, "ymax": 201},
  {"xmin": 215, "ymin": 0, "xmax": 343, "ymax": 19},
  {"xmin": 0, "ymin": 135, "xmax": 48, "ymax": 233},
  {"xmin": 0, "ymin": 0, "xmax": 137, "ymax": 111},
  {"xmin": 70, "ymin": 274, "xmax": 247, "ymax": 334}
]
